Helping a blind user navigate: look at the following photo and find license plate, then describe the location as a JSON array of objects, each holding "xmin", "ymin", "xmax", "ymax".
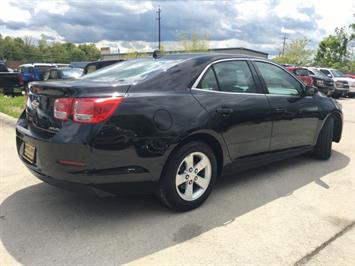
[{"xmin": 23, "ymin": 142, "xmax": 36, "ymax": 164}]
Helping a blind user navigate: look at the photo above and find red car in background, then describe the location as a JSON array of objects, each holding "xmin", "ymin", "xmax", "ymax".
[
  {"xmin": 286, "ymin": 66, "xmax": 313, "ymax": 87},
  {"xmin": 345, "ymin": 73, "xmax": 355, "ymax": 79}
]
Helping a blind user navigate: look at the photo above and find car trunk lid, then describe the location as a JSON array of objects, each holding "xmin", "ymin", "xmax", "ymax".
[{"xmin": 26, "ymin": 80, "xmax": 129, "ymax": 133}]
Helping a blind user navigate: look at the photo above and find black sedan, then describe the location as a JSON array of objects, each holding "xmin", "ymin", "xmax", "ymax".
[{"xmin": 16, "ymin": 54, "xmax": 343, "ymax": 211}]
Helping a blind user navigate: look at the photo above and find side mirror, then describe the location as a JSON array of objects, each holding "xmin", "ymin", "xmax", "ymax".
[
  {"xmin": 304, "ymin": 86, "xmax": 318, "ymax": 96},
  {"xmin": 327, "ymin": 74, "xmax": 332, "ymax": 78}
]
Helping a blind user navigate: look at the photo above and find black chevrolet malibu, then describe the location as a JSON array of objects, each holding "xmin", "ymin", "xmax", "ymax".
[{"xmin": 16, "ymin": 54, "xmax": 343, "ymax": 211}]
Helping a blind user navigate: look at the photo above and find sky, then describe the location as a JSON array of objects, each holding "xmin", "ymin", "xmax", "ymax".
[{"xmin": 0, "ymin": 0, "xmax": 354, "ymax": 56}]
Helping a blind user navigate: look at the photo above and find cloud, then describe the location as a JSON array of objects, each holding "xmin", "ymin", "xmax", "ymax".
[{"xmin": 0, "ymin": 0, "xmax": 354, "ymax": 56}]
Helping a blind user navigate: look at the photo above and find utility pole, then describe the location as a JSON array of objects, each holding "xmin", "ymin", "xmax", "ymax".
[
  {"xmin": 156, "ymin": 7, "xmax": 161, "ymax": 50},
  {"xmin": 282, "ymin": 33, "xmax": 288, "ymax": 56}
]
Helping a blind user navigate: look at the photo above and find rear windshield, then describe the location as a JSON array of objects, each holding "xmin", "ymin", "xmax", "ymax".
[{"xmin": 80, "ymin": 58, "xmax": 184, "ymax": 83}]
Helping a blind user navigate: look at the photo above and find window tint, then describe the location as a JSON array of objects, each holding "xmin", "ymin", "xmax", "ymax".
[
  {"xmin": 294, "ymin": 69, "xmax": 309, "ymax": 76},
  {"xmin": 213, "ymin": 61, "xmax": 256, "ymax": 93},
  {"xmin": 309, "ymin": 68, "xmax": 328, "ymax": 78},
  {"xmin": 255, "ymin": 62, "xmax": 302, "ymax": 96},
  {"xmin": 81, "ymin": 58, "xmax": 184, "ymax": 83},
  {"xmin": 320, "ymin": 69, "xmax": 331, "ymax": 76},
  {"xmin": 331, "ymin": 69, "xmax": 345, "ymax": 77},
  {"xmin": 50, "ymin": 70, "xmax": 58, "ymax": 79},
  {"xmin": 198, "ymin": 68, "xmax": 219, "ymax": 91}
]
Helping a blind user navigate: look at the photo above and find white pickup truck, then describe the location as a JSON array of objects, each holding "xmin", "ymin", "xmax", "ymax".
[{"xmin": 319, "ymin": 68, "xmax": 355, "ymax": 98}]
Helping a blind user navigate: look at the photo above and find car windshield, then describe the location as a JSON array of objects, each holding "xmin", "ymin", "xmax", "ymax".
[
  {"xmin": 331, "ymin": 69, "xmax": 346, "ymax": 77},
  {"xmin": 80, "ymin": 58, "xmax": 184, "ymax": 83}
]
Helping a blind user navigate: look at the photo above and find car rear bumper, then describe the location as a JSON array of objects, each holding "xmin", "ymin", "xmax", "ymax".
[
  {"xmin": 28, "ymin": 167, "xmax": 157, "ymax": 195},
  {"xmin": 16, "ymin": 115, "xmax": 165, "ymax": 189}
]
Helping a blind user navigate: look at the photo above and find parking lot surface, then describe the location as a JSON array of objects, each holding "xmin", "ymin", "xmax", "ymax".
[{"xmin": 1, "ymin": 99, "xmax": 355, "ymax": 265}]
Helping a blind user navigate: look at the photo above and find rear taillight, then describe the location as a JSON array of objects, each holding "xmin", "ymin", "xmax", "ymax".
[
  {"xmin": 54, "ymin": 97, "xmax": 123, "ymax": 124},
  {"xmin": 54, "ymin": 98, "xmax": 73, "ymax": 121}
]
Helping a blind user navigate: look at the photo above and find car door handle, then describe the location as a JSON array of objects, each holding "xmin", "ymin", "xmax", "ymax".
[{"xmin": 216, "ymin": 107, "xmax": 233, "ymax": 116}]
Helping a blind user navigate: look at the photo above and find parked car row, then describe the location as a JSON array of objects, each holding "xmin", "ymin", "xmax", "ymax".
[
  {"xmin": 1, "ymin": 60, "xmax": 123, "ymax": 96},
  {"xmin": 284, "ymin": 65, "xmax": 355, "ymax": 99}
]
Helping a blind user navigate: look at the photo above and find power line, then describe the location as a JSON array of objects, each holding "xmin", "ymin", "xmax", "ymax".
[
  {"xmin": 156, "ymin": 6, "xmax": 161, "ymax": 50},
  {"xmin": 282, "ymin": 33, "xmax": 288, "ymax": 56}
]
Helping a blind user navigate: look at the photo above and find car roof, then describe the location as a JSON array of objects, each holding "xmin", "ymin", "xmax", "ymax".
[
  {"xmin": 286, "ymin": 66, "xmax": 306, "ymax": 70},
  {"xmin": 158, "ymin": 53, "xmax": 262, "ymax": 61}
]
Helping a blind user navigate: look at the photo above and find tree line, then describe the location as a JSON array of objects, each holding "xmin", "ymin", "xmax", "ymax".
[
  {"xmin": 273, "ymin": 20, "xmax": 355, "ymax": 72},
  {"xmin": 0, "ymin": 34, "xmax": 101, "ymax": 63}
]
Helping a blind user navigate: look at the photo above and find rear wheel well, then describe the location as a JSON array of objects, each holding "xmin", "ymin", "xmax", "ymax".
[
  {"xmin": 332, "ymin": 112, "xmax": 342, "ymax": 142},
  {"xmin": 167, "ymin": 133, "xmax": 224, "ymax": 177}
]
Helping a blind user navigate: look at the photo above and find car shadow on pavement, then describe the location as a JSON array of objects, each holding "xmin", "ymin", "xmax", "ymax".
[{"xmin": 0, "ymin": 150, "xmax": 350, "ymax": 265}]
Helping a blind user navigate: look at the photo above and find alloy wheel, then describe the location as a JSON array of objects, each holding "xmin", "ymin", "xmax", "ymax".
[{"xmin": 175, "ymin": 152, "xmax": 212, "ymax": 201}]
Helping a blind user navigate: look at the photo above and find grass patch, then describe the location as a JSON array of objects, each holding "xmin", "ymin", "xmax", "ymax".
[{"xmin": 0, "ymin": 93, "xmax": 26, "ymax": 118}]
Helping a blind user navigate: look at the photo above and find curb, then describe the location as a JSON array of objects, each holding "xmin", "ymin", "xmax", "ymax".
[{"xmin": 0, "ymin": 112, "xmax": 17, "ymax": 127}]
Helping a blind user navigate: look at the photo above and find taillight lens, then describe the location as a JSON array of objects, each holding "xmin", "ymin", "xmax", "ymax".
[
  {"xmin": 54, "ymin": 97, "xmax": 123, "ymax": 124},
  {"xmin": 54, "ymin": 98, "xmax": 73, "ymax": 121}
]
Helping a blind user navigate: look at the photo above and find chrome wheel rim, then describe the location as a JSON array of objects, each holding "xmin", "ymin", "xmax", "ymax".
[{"xmin": 175, "ymin": 152, "xmax": 212, "ymax": 201}]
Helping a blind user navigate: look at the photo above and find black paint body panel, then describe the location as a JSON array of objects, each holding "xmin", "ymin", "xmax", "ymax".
[{"xmin": 16, "ymin": 54, "xmax": 343, "ymax": 194}]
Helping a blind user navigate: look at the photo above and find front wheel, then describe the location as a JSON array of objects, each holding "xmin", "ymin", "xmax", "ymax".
[{"xmin": 158, "ymin": 142, "xmax": 217, "ymax": 211}]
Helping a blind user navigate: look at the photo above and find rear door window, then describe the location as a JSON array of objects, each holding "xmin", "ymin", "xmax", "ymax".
[
  {"xmin": 213, "ymin": 61, "xmax": 256, "ymax": 93},
  {"xmin": 198, "ymin": 68, "xmax": 219, "ymax": 91}
]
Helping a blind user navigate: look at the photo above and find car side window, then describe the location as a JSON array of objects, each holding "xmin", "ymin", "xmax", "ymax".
[
  {"xmin": 198, "ymin": 67, "xmax": 219, "ymax": 91},
  {"xmin": 213, "ymin": 61, "xmax": 256, "ymax": 93},
  {"xmin": 320, "ymin": 69, "xmax": 331, "ymax": 76},
  {"xmin": 50, "ymin": 70, "xmax": 58, "ymax": 79},
  {"xmin": 255, "ymin": 61, "xmax": 302, "ymax": 96}
]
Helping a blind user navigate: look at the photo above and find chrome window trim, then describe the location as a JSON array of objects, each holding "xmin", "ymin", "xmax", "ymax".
[
  {"xmin": 191, "ymin": 58, "xmax": 254, "ymax": 89},
  {"xmin": 191, "ymin": 88, "xmax": 312, "ymax": 98},
  {"xmin": 191, "ymin": 58, "xmax": 306, "ymax": 97},
  {"xmin": 191, "ymin": 88, "xmax": 263, "ymax": 96}
]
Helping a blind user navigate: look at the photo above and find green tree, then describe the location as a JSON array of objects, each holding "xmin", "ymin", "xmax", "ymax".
[
  {"xmin": 314, "ymin": 27, "xmax": 349, "ymax": 68},
  {"xmin": 350, "ymin": 14, "xmax": 355, "ymax": 41},
  {"xmin": 177, "ymin": 32, "xmax": 209, "ymax": 52},
  {"xmin": 273, "ymin": 38, "xmax": 313, "ymax": 65},
  {"xmin": 0, "ymin": 35, "xmax": 100, "ymax": 63}
]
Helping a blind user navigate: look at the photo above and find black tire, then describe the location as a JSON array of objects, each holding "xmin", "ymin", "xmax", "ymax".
[
  {"xmin": 312, "ymin": 117, "xmax": 334, "ymax": 160},
  {"xmin": 158, "ymin": 141, "xmax": 217, "ymax": 211}
]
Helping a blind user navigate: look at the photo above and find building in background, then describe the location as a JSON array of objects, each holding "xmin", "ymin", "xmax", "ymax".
[{"xmin": 100, "ymin": 47, "xmax": 268, "ymax": 60}]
